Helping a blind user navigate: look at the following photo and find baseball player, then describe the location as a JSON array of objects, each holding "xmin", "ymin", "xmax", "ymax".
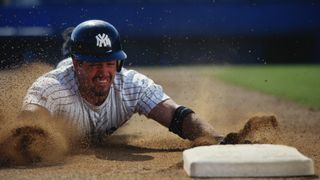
[{"xmin": 21, "ymin": 20, "xmax": 224, "ymax": 145}]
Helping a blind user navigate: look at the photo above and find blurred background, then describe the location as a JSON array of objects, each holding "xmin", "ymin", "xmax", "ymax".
[{"xmin": 1, "ymin": 0, "xmax": 320, "ymax": 68}]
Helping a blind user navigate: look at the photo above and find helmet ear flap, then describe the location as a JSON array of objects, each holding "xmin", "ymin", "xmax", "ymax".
[{"xmin": 116, "ymin": 60, "xmax": 123, "ymax": 72}]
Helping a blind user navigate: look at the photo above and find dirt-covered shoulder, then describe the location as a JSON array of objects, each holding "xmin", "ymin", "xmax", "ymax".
[{"xmin": 0, "ymin": 64, "xmax": 319, "ymax": 179}]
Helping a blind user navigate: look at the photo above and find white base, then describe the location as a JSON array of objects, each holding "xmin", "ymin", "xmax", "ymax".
[{"xmin": 183, "ymin": 144, "xmax": 314, "ymax": 177}]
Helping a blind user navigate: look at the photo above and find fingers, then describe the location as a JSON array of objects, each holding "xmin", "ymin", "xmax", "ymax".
[
  {"xmin": 219, "ymin": 133, "xmax": 253, "ymax": 145},
  {"xmin": 219, "ymin": 133, "xmax": 240, "ymax": 145}
]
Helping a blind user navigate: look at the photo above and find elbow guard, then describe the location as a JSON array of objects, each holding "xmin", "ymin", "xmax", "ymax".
[{"xmin": 169, "ymin": 106, "xmax": 194, "ymax": 139}]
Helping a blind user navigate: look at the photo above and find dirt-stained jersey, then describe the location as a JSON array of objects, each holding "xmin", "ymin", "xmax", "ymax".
[{"xmin": 23, "ymin": 59, "xmax": 169, "ymax": 138}]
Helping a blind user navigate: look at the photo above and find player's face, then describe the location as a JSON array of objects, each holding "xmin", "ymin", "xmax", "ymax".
[{"xmin": 74, "ymin": 60, "xmax": 117, "ymax": 97}]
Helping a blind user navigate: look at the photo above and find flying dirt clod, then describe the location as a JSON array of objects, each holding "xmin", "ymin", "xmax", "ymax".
[{"xmin": 221, "ymin": 115, "xmax": 281, "ymax": 144}]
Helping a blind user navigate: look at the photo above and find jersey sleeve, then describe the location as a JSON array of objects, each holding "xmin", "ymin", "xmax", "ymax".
[{"xmin": 121, "ymin": 70, "xmax": 170, "ymax": 116}]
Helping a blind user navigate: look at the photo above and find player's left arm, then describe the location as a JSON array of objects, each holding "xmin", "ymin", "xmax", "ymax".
[{"xmin": 148, "ymin": 99, "xmax": 224, "ymax": 145}]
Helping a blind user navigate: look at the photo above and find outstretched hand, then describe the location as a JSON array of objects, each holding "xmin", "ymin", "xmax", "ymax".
[
  {"xmin": 219, "ymin": 132, "xmax": 252, "ymax": 144},
  {"xmin": 191, "ymin": 115, "xmax": 280, "ymax": 146}
]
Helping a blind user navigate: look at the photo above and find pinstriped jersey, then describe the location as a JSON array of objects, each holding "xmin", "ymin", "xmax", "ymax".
[{"xmin": 23, "ymin": 59, "xmax": 170, "ymax": 137}]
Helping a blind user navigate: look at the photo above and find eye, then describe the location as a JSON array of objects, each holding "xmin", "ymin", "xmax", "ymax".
[{"xmin": 107, "ymin": 62, "xmax": 116, "ymax": 66}]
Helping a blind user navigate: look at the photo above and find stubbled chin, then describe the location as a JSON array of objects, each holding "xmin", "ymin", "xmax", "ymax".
[{"xmin": 92, "ymin": 86, "xmax": 109, "ymax": 97}]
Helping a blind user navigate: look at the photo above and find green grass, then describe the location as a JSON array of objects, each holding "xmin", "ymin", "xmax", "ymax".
[{"xmin": 201, "ymin": 65, "xmax": 320, "ymax": 109}]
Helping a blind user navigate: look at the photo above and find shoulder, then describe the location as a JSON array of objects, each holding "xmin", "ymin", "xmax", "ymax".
[
  {"xmin": 115, "ymin": 68, "xmax": 170, "ymax": 115},
  {"xmin": 56, "ymin": 57, "xmax": 73, "ymax": 69},
  {"xmin": 38, "ymin": 63, "xmax": 74, "ymax": 84},
  {"xmin": 116, "ymin": 68, "xmax": 155, "ymax": 88},
  {"xmin": 29, "ymin": 65, "xmax": 76, "ymax": 96},
  {"xmin": 24, "ymin": 65, "xmax": 77, "ymax": 113}
]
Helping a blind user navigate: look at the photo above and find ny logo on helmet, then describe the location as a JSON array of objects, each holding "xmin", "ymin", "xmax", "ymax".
[{"xmin": 95, "ymin": 33, "xmax": 111, "ymax": 48}]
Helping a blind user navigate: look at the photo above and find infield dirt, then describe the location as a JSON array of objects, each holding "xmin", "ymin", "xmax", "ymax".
[{"xmin": 0, "ymin": 63, "xmax": 319, "ymax": 179}]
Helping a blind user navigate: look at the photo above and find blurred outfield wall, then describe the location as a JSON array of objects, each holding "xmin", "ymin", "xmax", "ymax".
[{"xmin": 1, "ymin": 0, "xmax": 320, "ymax": 68}]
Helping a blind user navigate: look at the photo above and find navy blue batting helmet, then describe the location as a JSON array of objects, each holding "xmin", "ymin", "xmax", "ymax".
[{"xmin": 70, "ymin": 20, "xmax": 127, "ymax": 72}]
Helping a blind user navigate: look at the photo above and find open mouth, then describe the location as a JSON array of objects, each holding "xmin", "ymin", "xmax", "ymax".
[{"xmin": 94, "ymin": 76, "xmax": 112, "ymax": 86}]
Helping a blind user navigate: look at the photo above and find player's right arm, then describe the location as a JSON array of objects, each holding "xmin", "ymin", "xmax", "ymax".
[
  {"xmin": 124, "ymin": 70, "xmax": 224, "ymax": 146},
  {"xmin": 148, "ymin": 99, "xmax": 224, "ymax": 146}
]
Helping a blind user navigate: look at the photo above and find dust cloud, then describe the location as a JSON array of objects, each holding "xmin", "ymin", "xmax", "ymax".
[
  {"xmin": 0, "ymin": 117, "xmax": 69, "ymax": 166},
  {"xmin": 0, "ymin": 63, "xmax": 81, "ymax": 167}
]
